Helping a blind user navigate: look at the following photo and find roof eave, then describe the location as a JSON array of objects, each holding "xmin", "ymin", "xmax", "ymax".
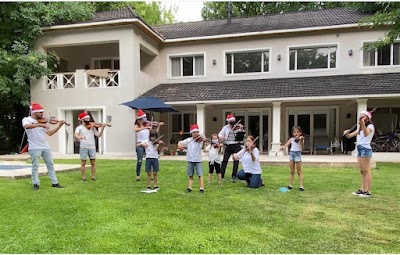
[
  {"xmin": 41, "ymin": 18, "xmax": 165, "ymax": 43},
  {"xmin": 163, "ymin": 23, "xmax": 373, "ymax": 43},
  {"xmin": 164, "ymin": 93, "xmax": 400, "ymax": 105}
]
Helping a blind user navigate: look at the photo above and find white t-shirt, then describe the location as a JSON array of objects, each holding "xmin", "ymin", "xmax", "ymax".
[
  {"xmin": 141, "ymin": 139, "xmax": 159, "ymax": 159},
  {"xmin": 218, "ymin": 124, "xmax": 241, "ymax": 145},
  {"xmin": 205, "ymin": 144, "xmax": 221, "ymax": 165},
  {"xmin": 75, "ymin": 125, "xmax": 99, "ymax": 149},
  {"xmin": 290, "ymin": 137, "xmax": 302, "ymax": 152},
  {"xmin": 22, "ymin": 116, "xmax": 50, "ymax": 150},
  {"xmin": 357, "ymin": 124, "xmax": 375, "ymax": 149},
  {"xmin": 236, "ymin": 147, "xmax": 262, "ymax": 174},
  {"xmin": 180, "ymin": 137, "xmax": 202, "ymax": 162},
  {"xmin": 136, "ymin": 127, "xmax": 150, "ymax": 143}
]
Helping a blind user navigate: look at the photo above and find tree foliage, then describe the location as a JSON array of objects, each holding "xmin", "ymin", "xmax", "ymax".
[{"xmin": 201, "ymin": 2, "xmax": 345, "ymax": 20}]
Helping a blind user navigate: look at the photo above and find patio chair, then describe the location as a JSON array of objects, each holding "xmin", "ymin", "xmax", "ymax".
[{"xmin": 313, "ymin": 135, "xmax": 330, "ymax": 155}]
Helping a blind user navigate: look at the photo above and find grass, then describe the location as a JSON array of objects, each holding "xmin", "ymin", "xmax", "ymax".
[{"xmin": 0, "ymin": 160, "xmax": 399, "ymax": 253}]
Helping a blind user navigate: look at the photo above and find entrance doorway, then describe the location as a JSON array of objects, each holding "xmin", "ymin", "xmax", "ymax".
[{"xmin": 224, "ymin": 109, "xmax": 271, "ymax": 153}]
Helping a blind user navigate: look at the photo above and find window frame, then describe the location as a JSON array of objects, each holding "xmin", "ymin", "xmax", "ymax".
[
  {"xmin": 168, "ymin": 111, "xmax": 197, "ymax": 144},
  {"xmin": 287, "ymin": 44, "xmax": 338, "ymax": 72},
  {"xmin": 168, "ymin": 52, "xmax": 206, "ymax": 79},
  {"xmin": 361, "ymin": 40, "xmax": 400, "ymax": 68},
  {"xmin": 91, "ymin": 57, "xmax": 120, "ymax": 70},
  {"xmin": 224, "ymin": 48, "xmax": 271, "ymax": 76}
]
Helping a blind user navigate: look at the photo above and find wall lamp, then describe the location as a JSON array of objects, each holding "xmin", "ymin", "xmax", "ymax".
[
  {"xmin": 277, "ymin": 54, "xmax": 281, "ymax": 61},
  {"xmin": 212, "ymin": 59, "xmax": 216, "ymax": 65},
  {"xmin": 348, "ymin": 49, "xmax": 353, "ymax": 56}
]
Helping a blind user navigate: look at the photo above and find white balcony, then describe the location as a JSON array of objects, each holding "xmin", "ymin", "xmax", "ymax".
[{"xmin": 46, "ymin": 70, "xmax": 120, "ymax": 89}]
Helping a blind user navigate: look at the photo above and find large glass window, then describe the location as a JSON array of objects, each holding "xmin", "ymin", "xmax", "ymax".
[
  {"xmin": 93, "ymin": 58, "xmax": 119, "ymax": 69},
  {"xmin": 226, "ymin": 50, "xmax": 269, "ymax": 74},
  {"xmin": 170, "ymin": 55, "xmax": 204, "ymax": 77},
  {"xmin": 170, "ymin": 113, "xmax": 197, "ymax": 144},
  {"xmin": 363, "ymin": 42, "xmax": 400, "ymax": 66},
  {"xmin": 289, "ymin": 46, "xmax": 337, "ymax": 70}
]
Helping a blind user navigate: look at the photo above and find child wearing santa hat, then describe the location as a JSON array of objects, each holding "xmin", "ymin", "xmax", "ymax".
[
  {"xmin": 178, "ymin": 124, "xmax": 206, "ymax": 193},
  {"xmin": 21, "ymin": 103, "xmax": 66, "ymax": 190},
  {"xmin": 74, "ymin": 112, "xmax": 107, "ymax": 181},
  {"xmin": 343, "ymin": 110, "xmax": 375, "ymax": 198}
]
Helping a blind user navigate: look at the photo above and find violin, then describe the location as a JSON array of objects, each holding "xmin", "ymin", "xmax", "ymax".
[
  {"xmin": 38, "ymin": 117, "xmax": 70, "ymax": 126},
  {"xmin": 193, "ymin": 134, "xmax": 207, "ymax": 143},
  {"xmin": 85, "ymin": 121, "xmax": 111, "ymax": 129},
  {"xmin": 144, "ymin": 121, "xmax": 164, "ymax": 127}
]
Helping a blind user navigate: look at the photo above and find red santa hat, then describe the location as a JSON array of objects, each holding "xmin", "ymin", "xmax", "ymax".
[
  {"xmin": 78, "ymin": 112, "xmax": 90, "ymax": 121},
  {"xmin": 226, "ymin": 114, "xmax": 236, "ymax": 122},
  {"xmin": 137, "ymin": 109, "xmax": 146, "ymax": 119},
  {"xmin": 190, "ymin": 124, "xmax": 199, "ymax": 133},
  {"xmin": 30, "ymin": 103, "xmax": 44, "ymax": 114},
  {"xmin": 360, "ymin": 110, "xmax": 372, "ymax": 120}
]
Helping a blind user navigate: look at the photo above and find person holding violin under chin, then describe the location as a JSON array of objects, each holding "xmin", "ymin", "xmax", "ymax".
[
  {"xmin": 178, "ymin": 124, "xmax": 206, "ymax": 193},
  {"xmin": 74, "ymin": 112, "xmax": 108, "ymax": 182},
  {"xmin": 134, "ymin": 110, "xmax": 164, "ymax": 181},
  {"xmin": 21, "ymin": 103, "xmax": 66, "ymax": 190},
  {"xmin": 343, "ymin": 110, "xmax": 375, "ymax": 198},
  {"xmin": 233, "ymin": 136, "xmax": 264, "ymax": 188}
]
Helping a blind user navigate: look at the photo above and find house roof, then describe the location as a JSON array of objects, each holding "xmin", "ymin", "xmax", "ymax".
[
  {"xmin": 140, "ymin": 72, "xmax": 400, "ymax": 103},
  {"xmin": 152, "ymin": 8, "xmax": 371, "ymax": 40},
  {"xmin": 54, "ymin": 6, "xmax": 139, "ymax": 26},
  {"xmin": 52, "ymin": 7, "xmax": 371, "ymax": 41}
]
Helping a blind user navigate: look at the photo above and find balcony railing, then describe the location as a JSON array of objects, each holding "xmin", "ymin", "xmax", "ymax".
[{"xmin": 46, "ymin": 70, "xmax": 120, "ymax": 89}]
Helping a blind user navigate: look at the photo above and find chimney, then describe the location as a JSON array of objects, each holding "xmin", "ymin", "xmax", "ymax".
[{"xmin": 226, "ymin": 2, "xmax": 232, "ymax": 24}]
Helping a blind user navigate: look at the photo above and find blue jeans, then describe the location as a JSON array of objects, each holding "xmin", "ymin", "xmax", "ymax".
[
  {"xmin": 186, "ymin": 162, "xmax": 203, "ymax": 176},
  {"xmin": 357, "ymin": 145, "xmax": 372, "ymax": 158},
  {"xmin": 28, "ymin": 149, "xmax": 58, "ymax": 185},
  {"xmin": 145, "ymin": 158, "xmax": 159, "ymax": 172},
  {"xmin": 237, "ymin": 169, "xmax": 261, "ymax": 188},
  {"xmin": 136, "ymin": 146, "xmax": 145, "ymax": 176}
]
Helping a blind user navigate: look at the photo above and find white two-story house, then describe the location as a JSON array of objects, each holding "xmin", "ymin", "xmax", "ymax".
[{"xmin": 31, "ymin": 7, "xmax": 400, "ymax": 155}]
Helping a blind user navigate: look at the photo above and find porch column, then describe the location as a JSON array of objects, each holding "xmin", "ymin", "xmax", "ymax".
[
  {"xmin": 352, "ymin": 98, "xmax": 368, "ymax": 156},
  {"xmin": 196, "ymin": 104, "xmax": 206, "ymax": 134},
  {"xmin": 269, "ymin": 101, "xmax": 283, "ymax": 156}
]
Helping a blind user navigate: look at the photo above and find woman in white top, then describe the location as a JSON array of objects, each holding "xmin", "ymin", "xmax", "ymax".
[
  {"xmin": 343, "ymin": 110, "xmax": 375, "ymax": 198},
  {"xmin": 233, "ymin": 136, "xmax": 263, "ymax": 188}
]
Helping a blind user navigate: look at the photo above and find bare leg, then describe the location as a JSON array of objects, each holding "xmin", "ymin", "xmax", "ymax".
[
  {"xmin": 188, "ymin": 176, "xmax": 193, "ymax": 189},
  {"xmin": 80, "ymin": 160, "xmax": 87, "ymax": 180},
  {"xmin": 199, "ymin": 176, "xmax": 204, "ymax": 190},
  {"xmin": 361, "ymin": 157, "xmax": 372, "ymax": 192},
  {"xmin": 90, "ymin": 159, "xmax": 96, "ymax": 179},
  {"xmin": 296, "ymin": 162, "xmax": 303, "ymax": 188},
  {"xmin": 357, "ymin": 157, "xmax": 365, "ymax": 191},
  {"xmin": 208, "ymin": 173, "xmax": 212, "ymax": 185},
  {"xmin": 147, "ymin": 172, "xmax": 152, "ymax": 188},
  {"xmin": 289, "ymin": 161, "xmax": 295, "ymax": 186},
  {"xmin": 153, "ymin": 172, "xmax": 158, "ymax": 187},
  {"xmin": 217, "ymin": 173, "xmax": 222, "ymax": 186}
]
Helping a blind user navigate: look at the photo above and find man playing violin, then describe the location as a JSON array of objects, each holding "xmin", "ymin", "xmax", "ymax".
[
  {"xmin": 74, "ymin": 112, "xmax": 107, "ymax": 182},
  {"xmin": 218, "ymin": 114, "xmax": 244, "ymax": 182},
  {"xmin": 21, "ymin": 103, "xmax": 66, "ymax": 190}
]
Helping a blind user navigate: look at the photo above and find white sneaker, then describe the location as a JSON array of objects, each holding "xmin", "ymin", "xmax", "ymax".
[
  {"xmin": 352, "ymin": 189, "xmax": 363, "ymax": 196},
  {"xmin": 359, "ymin": 191, "xmax": 371, "ymax": 198}
]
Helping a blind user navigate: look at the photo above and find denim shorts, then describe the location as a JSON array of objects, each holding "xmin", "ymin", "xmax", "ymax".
[
  {"xmin": 187, "ymin": 162, "xmax": 203, "ymax": 176},
  {"xmin": 80, "ymin": 148, "xmax": 96, "ymax": 160},
  {"xmin": 357, "ymin": 145, "xmax": 372, "ymax": 158},
  {"xmin": 289, "ymin": 151, "xmax": 302, "ymax": 162},
  {"xmin": 145, "ymin": 158, "xmax": 159, "ymax": 172}
]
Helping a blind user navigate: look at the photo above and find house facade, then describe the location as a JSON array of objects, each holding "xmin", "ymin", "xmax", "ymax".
[{"xmin": 31, "ymin": 7, "xmax": 400, "ymax": 155}]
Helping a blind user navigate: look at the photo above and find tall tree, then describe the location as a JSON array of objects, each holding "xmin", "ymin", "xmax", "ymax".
[
  {"xmin": 0, "ymin": 2, "xmax": 94, "ymax": 153},
  {"xmin": 201, "ymin": 2, "xmax": 344, "ymax": 20},
  {"xmin": 93, "ymin": 2, "xmax": 176, "ymax": 25}
]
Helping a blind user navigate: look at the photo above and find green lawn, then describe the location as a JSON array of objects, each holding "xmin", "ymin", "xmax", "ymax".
[{"xmin": 0, "ymin": 160, "xmax": 399, "ymax": 253}]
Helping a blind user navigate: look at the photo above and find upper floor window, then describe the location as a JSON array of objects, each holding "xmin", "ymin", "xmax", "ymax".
[
  {"xmin": 363, "ymin": 42, "xmax": 400, "ymax": 66},
  {"xmin": 226, "ymin": 50, "xmax": 269, "ymax": 74},
  {"xmin": 289, "ymin": 45, "xmax": 337, "ymax": 70},
  {"xmin": 93, "ymin": 57, "xmax": 120, "ymax": 70},
  {"xmin": 170, "ymin": 55, "xmax": 204, "ymax": 77}
]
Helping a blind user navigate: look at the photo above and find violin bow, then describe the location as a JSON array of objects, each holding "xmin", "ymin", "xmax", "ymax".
[
  {"xmin": 347, "ymin": 107, "xmax": 378, "ymax": 132},
  {"xmin": 152, "ymin": 135, "xmax": 164, "ymax": 145},
  {"xmin": 237, "ymin": 136, "xmax": 259, "ymax": 158}
]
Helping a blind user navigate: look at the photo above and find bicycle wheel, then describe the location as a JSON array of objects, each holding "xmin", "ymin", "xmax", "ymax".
[{"xmin": 372, "ymin": 140, "xmax": 385, "ymax": 152}]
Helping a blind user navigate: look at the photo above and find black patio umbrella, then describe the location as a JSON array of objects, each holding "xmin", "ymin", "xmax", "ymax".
[{"xmin": 120, "ymin": 96, "xmax": 179, "ymax": 113}]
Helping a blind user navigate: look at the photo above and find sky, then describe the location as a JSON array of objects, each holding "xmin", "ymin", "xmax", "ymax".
[{"xmin": 162, "ymin": 0, "xmax": 205, "ymax": 22}]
